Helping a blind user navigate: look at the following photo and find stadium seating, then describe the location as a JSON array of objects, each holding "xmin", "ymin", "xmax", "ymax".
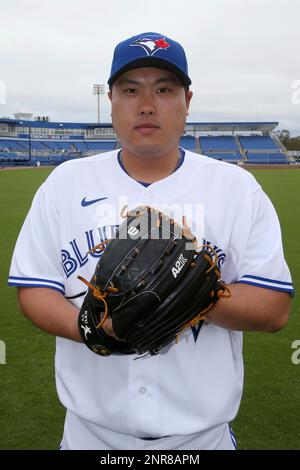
[
  {"xmin": 200, "ymin": 136, "xmax": 239, "ymax": 151},
  {"xmin": 198, "ymin": 136, "xmax": 242, "ymax": 162},
  {"xmin": 239, "ymin": 136, "xmax": 280, "ymax": 150},
  {"xmin": 179, "ymin": 136, "xmax": 196, "ymax": 151},
  {"xmin": 246, "ymin": 152, "xmax": 288, "ymax": 164},
  {"xmin": 0, "ymin": 139, "xmax": 27, "ymax": 151},
  {"xmin": 0, "ymin": 138, "xmax": 89, "ymax": 167},
  {"xmin": 207, "ymin": 152, "xmax": 242, "ymax": 161},
  {"xmin": 0, "ymin": 125, "xmax": 289, "ymax": 167},
  {"xmin": 85, "ymin": 141, "xmax": 116, "ymax": 151}
]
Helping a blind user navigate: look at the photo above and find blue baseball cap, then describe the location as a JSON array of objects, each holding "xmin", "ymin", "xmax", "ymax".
[{"xmin": 108, "ymin": 32, "xmax": 192, "ymax": 87}]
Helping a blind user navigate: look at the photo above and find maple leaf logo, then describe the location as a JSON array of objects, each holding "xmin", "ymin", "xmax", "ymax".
[{"xmin": 154, "ymin": 38, "xmax": 170, "ymax": 49}]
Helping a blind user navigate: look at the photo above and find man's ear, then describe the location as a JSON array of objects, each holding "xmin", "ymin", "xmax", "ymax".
[
  {"xmin": 185, "ymin": 90, "xmax": 193, "ymax": 111},
  {"xmin": 108, "ymin": 91, "xmax": 112, "ymax": 102}
]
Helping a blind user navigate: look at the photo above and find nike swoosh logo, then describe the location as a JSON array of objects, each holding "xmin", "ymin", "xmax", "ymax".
[{"xmin": 81, "ymin": 197, "xmax": 108, "ymax": 207}]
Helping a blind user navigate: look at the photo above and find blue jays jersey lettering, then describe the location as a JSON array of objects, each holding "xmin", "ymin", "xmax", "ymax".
[
  {"xmin": 8, "ymin": 150, "xmax": 293, "ymax": 448},
  {"xmin": 61, "ymin": 224, "xmax": 118, "ymax": 280},
  {"xmin": 203, "ymin": 238, "xmax": 227, "ymax": 268}
]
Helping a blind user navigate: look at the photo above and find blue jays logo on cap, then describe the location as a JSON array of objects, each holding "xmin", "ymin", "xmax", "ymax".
[
  {"xmin": 130, "ymin": 36, "xmax": 170, "ymax": 56},
  {"xmin": 108, "ymin": 32, "xmax": 192, "ymax": 87}
]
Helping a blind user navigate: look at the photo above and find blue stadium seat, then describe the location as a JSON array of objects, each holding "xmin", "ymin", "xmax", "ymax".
[
  {"xmin": 85, "ymin": 141, "xmax": 117, "ymax": 151},
  {"xmin": 246, "ymin": 152, "xmax": 288, "ymax": 164},
  {"xmin": 200, "ymin": 136, "xmax": 239, "ymax": 151},
  {"xmin": 239, "ymin": 136, "xmax": 280, "ymax": 150},
  {"xmin": 179, "ymin": 136, "xmax": 196, "ymax": 151},
  {"xmin": 206, "ymin": 152, "xmax": 242, "ymax": 161}
]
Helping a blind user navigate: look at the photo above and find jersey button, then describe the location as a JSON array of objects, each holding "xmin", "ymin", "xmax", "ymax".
[{"xmin": 139, "ymin": 386, "xmax": 147, "ymax": 395}]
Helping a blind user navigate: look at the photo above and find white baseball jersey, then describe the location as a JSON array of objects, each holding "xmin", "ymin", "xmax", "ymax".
[{"xmin": 8, "ymin": 150, "xmax": 293, "ymax": 450}]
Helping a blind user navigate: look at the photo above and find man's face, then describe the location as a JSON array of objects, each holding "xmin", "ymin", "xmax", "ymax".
[{"xmin": 108, "ymin": 67, "xmax": 193, "ymax": 158}]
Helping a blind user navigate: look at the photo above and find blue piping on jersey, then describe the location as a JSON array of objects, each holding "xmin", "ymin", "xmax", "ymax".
[
  {"xmin": 237, "ymin": 280, "xmax": 294, "ymax": 296},
  {"xmin": 8, "ymin": 276, "xmax": 65, "ymax": 289},
  {"xmin": 228, "ymin": 424, "xmax": 237, "ymax": 449},
  {"xmin": 240, "ymin": 274, "xmax": 293, "ymax": 286},
  {"xmin": 8, "ymin": 282, "xmax": 65, "ymax": 295}
]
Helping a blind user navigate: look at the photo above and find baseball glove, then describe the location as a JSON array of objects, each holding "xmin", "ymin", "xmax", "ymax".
[{"xmin": 78, "ymin": 206, "xmax": 229, "ymax": 356}]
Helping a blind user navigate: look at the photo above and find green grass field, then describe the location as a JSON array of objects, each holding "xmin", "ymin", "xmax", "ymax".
[{"xmin": 0, "ymin": 167, "xmax": 299, "ymax": 450}]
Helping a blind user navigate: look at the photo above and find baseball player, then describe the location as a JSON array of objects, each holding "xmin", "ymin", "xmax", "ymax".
[{"xmin": 8, "ymin": 32, "xmax": 293, "ymax": 450}]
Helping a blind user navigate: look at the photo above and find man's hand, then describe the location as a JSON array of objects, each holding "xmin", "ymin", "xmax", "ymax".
[{"xmin": 101, "ymin": 318, "xmax": 123, "ymax": 341}]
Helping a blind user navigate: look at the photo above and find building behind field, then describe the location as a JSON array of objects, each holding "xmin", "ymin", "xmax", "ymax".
[{"xmin": 0, "ymin": 116, "xmax": 292, "ymax": 167}]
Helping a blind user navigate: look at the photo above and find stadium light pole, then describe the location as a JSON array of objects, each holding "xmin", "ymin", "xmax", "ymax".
[
  {"xmin": 19, "ymin": 120, "xmax": 31, "ymax": 166},
  {"xmin": 28, "ymin": 125, "xmax": 32, "ymax": 166},
  {"xmin": 93, "ymin": 84, "xmax": 105, "ymax": 123}
]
